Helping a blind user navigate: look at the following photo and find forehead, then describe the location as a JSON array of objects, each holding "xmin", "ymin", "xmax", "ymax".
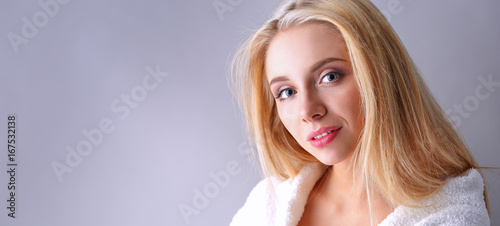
[{"xmin": 265, "ymin": 22, "xmax": 349, "ymax": 79}]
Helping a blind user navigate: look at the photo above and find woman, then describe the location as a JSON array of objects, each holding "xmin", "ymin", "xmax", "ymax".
[{"xmin": 230, "ymin": 0, "xmax": 490, "ymax": 225}]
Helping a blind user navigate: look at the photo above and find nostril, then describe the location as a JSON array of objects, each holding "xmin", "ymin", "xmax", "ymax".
[
  {"xmin": 311, "ymin": 113, "xmax": 323, "ymax": 120},
  {"xmin": 300, "ymin": 109, "xmax": 325, "ymax": 122},
  {"xmin": 299, "ymin": 100, "xmax": 326, "ymax": 122}
]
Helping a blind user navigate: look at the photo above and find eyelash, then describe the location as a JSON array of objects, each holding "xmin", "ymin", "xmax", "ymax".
[
  {"xmin": 275, "ymin": 87, "xmax": 295, "ymax": 101},
  {"xmin": 320, "ymin": 71, "xmax": 343, "ymax": 84},
  {"xmin": 274, "ymin": 71, "xmax": 344, "ymax": 102}
]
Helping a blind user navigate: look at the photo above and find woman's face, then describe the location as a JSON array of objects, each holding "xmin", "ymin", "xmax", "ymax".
[{"xmin": 265, "ymin": 23, "xmax": 363, "ymax": 166}]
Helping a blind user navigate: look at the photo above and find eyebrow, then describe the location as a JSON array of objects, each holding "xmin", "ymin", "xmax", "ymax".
[
  {"xmin": 310, "ymin": 57, "xmax": 345, "ymax": 73},
  {"xmin": 268, "ymin": 57, "xmax": 346, "ymax": 87}
]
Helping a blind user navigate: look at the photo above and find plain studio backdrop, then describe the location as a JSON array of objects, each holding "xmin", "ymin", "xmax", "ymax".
[{"xmin": 0, "ymin": 0, "xmax": 499, "ymax": 225}]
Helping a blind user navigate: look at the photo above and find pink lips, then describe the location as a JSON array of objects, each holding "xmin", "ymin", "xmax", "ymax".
[{"xmin": 307, "ymin": 126, "xmax": 342, "ymax": 148}]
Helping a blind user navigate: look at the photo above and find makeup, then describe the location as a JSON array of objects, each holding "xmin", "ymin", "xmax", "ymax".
[{"xmin": 307, "ymin": 126, "xmax": 342, "ymax": 148}]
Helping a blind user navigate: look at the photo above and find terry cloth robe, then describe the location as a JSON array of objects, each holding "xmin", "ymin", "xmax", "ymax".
[{"xmin": 230, "ymin": 163, "xmax": 490, "ymax": 226}]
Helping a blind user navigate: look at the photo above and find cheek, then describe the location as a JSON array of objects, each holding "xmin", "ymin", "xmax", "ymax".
[
  {"xmin": 276, "ymin": 103, "xmax": 301, "ymax": 136},
  {"xmin": 277, "ymin": 104, "xmax": 297, "ymax": 123},
  {"xmin": 341, "ymin": 87, "xmax": 363, "ymax": 130}
]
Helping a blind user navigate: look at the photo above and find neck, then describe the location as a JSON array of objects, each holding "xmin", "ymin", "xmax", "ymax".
[
  {"xmin": 305, "ymin": 156, "xmax": 395, "ymax": 225},
  {"xmin": 324, "ymin": 156, "xmax": 366, "ymax": 203}
]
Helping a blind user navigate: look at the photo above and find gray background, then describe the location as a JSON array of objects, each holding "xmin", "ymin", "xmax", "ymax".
[{"xmin": 0, "ymin": 0, "xmax": 498, "ymax": 225}]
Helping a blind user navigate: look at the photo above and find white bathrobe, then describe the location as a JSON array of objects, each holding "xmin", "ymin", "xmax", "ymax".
[{"xmin": 230, "ymin": 163, "xmax": 490, "ymax": 226}]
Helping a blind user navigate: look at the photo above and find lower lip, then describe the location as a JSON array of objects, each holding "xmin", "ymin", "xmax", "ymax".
[{"xmin": 309, "ymin": 128, "xmax": 341, "ymax": 148}]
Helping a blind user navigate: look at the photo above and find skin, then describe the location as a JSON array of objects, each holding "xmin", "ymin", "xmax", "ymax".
[{"xmin": 265, "ymin": 23, "xmax": 393, "ymax": 225}]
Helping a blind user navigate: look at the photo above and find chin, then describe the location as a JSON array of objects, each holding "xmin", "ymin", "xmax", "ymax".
[{"xmin": 313, "ymin": 149, "xmax": 353, "ymax": 166}]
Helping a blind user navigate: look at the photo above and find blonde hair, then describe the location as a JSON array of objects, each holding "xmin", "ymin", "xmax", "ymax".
[{"xmin": 231, "ymin": 0, "xmax": 487, "ymax": 210}]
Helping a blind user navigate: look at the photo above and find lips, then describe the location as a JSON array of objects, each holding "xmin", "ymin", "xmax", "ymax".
[
  {"xmin": 312, "ymin": 130, "xmax": 331, "ymax": 140},
  {"xmin": 307, "ymin": 126, "xmax": 342, "ymax": 148}
]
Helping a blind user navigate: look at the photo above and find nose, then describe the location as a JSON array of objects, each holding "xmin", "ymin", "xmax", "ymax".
[{"xmin": 300, "ymin": 89, "xmax": 326, "ymax": 122}]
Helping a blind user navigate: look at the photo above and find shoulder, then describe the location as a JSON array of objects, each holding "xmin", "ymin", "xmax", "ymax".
[
  {"xmin": 381, "ymin": 169, "xmax": 490, "ymax": 226},
  {"xmin": 229, "ymin": 177, "xmax": 273, "ymax": 226},
  {"xmin": 230, "ymin": 163, "xmax": 327, "ymax": 226}
]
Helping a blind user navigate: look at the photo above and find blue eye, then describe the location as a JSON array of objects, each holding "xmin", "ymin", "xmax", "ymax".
[
  {"xmin": 276, "ymin": 88, "xmax": 296, "ymax": 100},
  {"xmin": 321, "ymin": 71, "xmax": 342, "ymax": 83}
]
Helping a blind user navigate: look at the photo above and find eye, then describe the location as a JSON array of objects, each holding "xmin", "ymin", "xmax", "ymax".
[
  {"xmin": 276, "ymin": 88, "xmax": 296, "ymax": 100},
  {"xmin": 320, "ymin": 71, "xmax": 342, "ymax": 83}
]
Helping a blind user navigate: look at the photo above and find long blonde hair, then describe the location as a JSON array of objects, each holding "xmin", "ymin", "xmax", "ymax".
[{"xmin": 231, "ymin": 0, "xmax": 487, "ymax": 209}]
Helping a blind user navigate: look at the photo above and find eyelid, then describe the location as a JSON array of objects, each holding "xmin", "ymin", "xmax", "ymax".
[
  {"xmin": 275, "ymin": 86, "xmax": 296, "ymax": 101},
  {"xmin": 275, "ymin": 86, "xmax": 288, "ymax": 99},
  {"xmin": 319, "ymin": 69, "xmax": 343, "ymax": 84},
  {"xmin": 320, "ymin": 68, "xmax": 336, "ymax": 77}
]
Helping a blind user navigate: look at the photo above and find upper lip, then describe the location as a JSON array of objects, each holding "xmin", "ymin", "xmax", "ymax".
[{"xmin": 307, "ymin": 126, "xmax": 342, "ymax": 141}]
